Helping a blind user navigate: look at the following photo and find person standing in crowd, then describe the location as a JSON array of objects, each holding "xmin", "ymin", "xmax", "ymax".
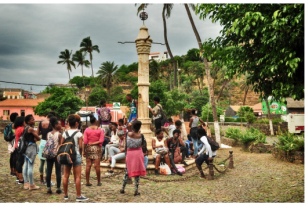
[
  {"xmin": 23, "ymin": 114, "xmax": 41, "ymax": 190},
  {"xmin": 7, "ymin": 112, "xmax": 18, "ymax": 177},
  {"xmin": 14, "ymin": 116, "xmax": 25, "ymax": 184},
  {"xmin": 105, "ymin": 130, "xmax": 125, "ymax": 176},
  {"xmin": 83, "ymin": 114, "xmax": 104, "ymax": 186},
  {"xmin": 46, "ymin": 117, "xmax": 62, "ymax": 194},
  {"xmin": 97, "ymin": 99, "xmax": 112, "ymax": 132},
  {"xmin": 101, "ymin": 122, "xmax": 113, "ymax": 160},
  {"xmin": 120, "ymin": 121, "xmax": 146, "ymax": 196},
  {"xmin": 102, "ymin": 123, "xmax": 119, "ymax": 163},
  {"xmin": 195, "ymin": 128, "xmax": 217, "ymax": 179},
  {"xmin": 189, "ymin": 110, "xmax": 205, "ymax": 159},
  {"xmin": 166, "ymin": 118, "xmax": 176, "ymax": 139},
  {"xmin": 37, "ymin": 113, "xmax": 54, "ymax": 185},
  {"xmin": 142, "ymin": 134, "xmax": 148, "ymax": 170},
  {"xmin": 126, "ymin": 94, "xmax": 138, "ymax": 123},
  {"xmin": 152, "ymin": 129, "xmax": 172, "ymax": 175},
  {"xmin": 62, "ymin": 114, "xmax": 88, "ymax": 201},
  {"xmin": 148, "ymin": 96, "xmax": 163, "ymax": 130}
]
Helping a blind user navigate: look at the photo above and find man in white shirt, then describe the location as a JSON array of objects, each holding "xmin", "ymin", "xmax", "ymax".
[{"xmin": 195, "ymin": 128, "xmax": 217, "ymax": 179}]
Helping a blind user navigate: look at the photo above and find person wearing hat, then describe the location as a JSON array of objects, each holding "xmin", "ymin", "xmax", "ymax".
[{"xmin": 105, "ymin": 130, "xmax": 126, "ymax": 176}]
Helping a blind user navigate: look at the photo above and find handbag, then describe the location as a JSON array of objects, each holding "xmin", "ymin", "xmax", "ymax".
[
  {"xmin": 173, "ymin": 165, "xmax": 186, "ymax": 174},
  {"xmin": 160, "ymin": 162, "xmax": 171, "ymax": 175},
  {"xmin": 155, "ymin": 146, "xmax": 167, "ymax": 155}
]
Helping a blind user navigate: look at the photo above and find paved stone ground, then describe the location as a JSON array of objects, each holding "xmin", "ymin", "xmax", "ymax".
[{"xmin": 0, "ymin": 133, "xmax": 303, "ymax": 203}]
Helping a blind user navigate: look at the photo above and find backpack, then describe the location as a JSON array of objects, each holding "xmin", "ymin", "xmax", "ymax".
[
  {"xmin": 99, "ymin": 107, "xmax": 111, "ymax": 122},
  {"xmin": 17, "ymin": 127, "xmax": 30, "ymax": 154},
  {"xmin": 157, "ymin": 105, "xmax": 168, "ymax": 126},
  {"xmin": 57, "ymin": 131, "xmax": 78, "ymax": 165},
  {"xmin": 4, "ymin": 123, "xmax": 15, "ymax": 142},
  {"xmin": 42, "ymin": 133, "xmax": 58, "ymax": 159},
  {"xmin": 204, "ymin": 136, "xmax": 220, "ymax": 151}
]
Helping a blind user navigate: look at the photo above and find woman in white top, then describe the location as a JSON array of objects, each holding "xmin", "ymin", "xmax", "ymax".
[
  {"xmin": 189, "ymin": 109, "xmax": 205, "ymax": 158},
  {"xmin": 102, "ymin": 123, "xmax": 119, "ymax": 162},
  {"xmin": 195, "ymin": 128, "xmax": 217, "ymax": 179},
  {"xmin": 152, "ymin": 129, "xmax": 171, "ymax": 175}
]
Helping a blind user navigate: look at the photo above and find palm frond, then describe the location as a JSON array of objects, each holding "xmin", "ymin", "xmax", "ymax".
[
  {"xmin": 136, "ymin": 3, "xmax": 149, "ymax": 15},
  {"xmin": 164, "ymin": 4, "xmax": 174, "ymax": 18},
  {"xmin": 92, "ymin": 45, "xmax": 100, "ymax": 53},
  {"xmin": 188, "ymin": 3, "xmax": 196, "ymax": 11},
  {"xmin": 57, "ymin": 60, "xmax": 65, "ymax": 64}
]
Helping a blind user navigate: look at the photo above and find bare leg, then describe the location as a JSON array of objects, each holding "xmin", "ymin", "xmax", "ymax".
[
  {"xmin": 73, "ymin": 165, "xmax": 82, "ymax": 197},
  {"xmin": 94, "ymin": 158, "xmax": 101, "ymax": 185},
  {"xmin": 63, "ymin": 166, "xmax": 71, "ymax": 196},
  {"xmin": 85, "ymin": 158, "xmax": 92, "ymax": 185}
]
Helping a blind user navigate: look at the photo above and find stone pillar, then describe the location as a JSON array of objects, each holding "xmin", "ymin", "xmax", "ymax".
[{"xmin": 135, "ymin": 25, "xmax": 153, "ymax": 154}]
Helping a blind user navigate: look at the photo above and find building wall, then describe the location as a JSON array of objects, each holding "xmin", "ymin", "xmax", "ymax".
[
  {"xmin": 287, "ymin": 108, "xmax": 304, "ymax": 114},
  {"xmin": 0, "ymin": 106, "xmax": 46, "ymax": 121}
]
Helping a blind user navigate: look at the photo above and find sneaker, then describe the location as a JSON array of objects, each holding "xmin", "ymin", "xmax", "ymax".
[
  {"xmin": 18, "ymin": 180, "xmax": 24, "ymax": 184},
  {"xmin": 105, "ymin": 170, "xmax": 114, "ymax": 176},
  {"xmin": 56, "ymin": 189, "xmax": 62, "ymax": 194},
  {"xmin": 76, "ymin": 195, "xmax": 89, "ymax": 202},
  {"xmin": 24, "ymin": 182, "xmax": 30, "ymax": 190},
  {"xmin": 16, "ymin": 177, "xmax": 19, "ymax": 182},
  {"xmin": 29, "ymin": 184, "xmax": 40, "ymax": 190},
  {"xmin": 51, "ymin": 181, "xmax": 55, "ymax": 186},
  {"xmin": 64, "ymin": 195, "xmax": 69, "ymax": 200}
]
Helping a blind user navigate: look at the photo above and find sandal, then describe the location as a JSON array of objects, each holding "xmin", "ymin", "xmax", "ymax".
[
  {"xmin": 200, "ymin": 175, "xmax": 206, "ymax": 179},
  {"xmin": 97, "ymin": 183, "xmax": 102, "ymax": 186},
  {"xmin": 120, "ymin": 189, "xmax": 125, "ymax": 194},
  {"xmin": 134, "ymin": 192, "xmax": 140, "ymax": 196},
  {"xmin": 85, "ymin": 183, "xmax": 92, "ymax": 186},
  {"xmin": 47, "ymin": 189, "xmax": 52, "ymax": 194}
]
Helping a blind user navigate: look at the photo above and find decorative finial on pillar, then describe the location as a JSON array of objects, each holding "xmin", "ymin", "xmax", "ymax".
[{"xmin": 139, "ymin": 5, "xmax": 148, "ymax": 25}]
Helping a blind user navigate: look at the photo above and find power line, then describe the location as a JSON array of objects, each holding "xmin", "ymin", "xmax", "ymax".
[{"xmin": 0, "ymin": 80, "xmax": 50, "ymax": 86}]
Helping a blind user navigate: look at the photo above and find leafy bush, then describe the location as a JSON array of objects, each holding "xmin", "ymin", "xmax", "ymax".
[
  {"xmin": 238, "ymin": 131, "xmax": 257, "ymax": 144},
  {"xmin": 248, "ymin": 127, "xmax": 267, "ymax": 144},
  {"xmin": 225, "ymin": 117, "xmax": 247, "ymax": 122},
  {"xmin": 272, "ymin": 118, "xmax": 285, "ymax": 124},
  {"xmin": 255, "ymin": 118, "xmax": 269, "ymax": 124},
  {"xmin": 245, "ymin": 112, "xmax": 256, "ymax": 124},
  {"xmin": 225, "ymin": 127, "xmax": 242, "ymax": 140},
  {"xmin": 277, "ymin": 132, "xmax": 304, "ymax": 152}
]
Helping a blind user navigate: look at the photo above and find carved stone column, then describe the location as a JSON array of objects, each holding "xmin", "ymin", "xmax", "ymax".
[{"xmin": 135, "ymin": 25, "xmax": 153, "ymax": 155}]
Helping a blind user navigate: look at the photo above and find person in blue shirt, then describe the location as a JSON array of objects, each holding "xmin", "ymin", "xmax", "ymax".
[{"xmin": 126, "ymin": 94, "xmax": 138, "ymax": 123}]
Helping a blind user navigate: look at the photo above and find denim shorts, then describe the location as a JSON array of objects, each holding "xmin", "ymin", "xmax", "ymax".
[{"xmin": 65, "ymin": 154, "xmax": 82, "ymax": 167}]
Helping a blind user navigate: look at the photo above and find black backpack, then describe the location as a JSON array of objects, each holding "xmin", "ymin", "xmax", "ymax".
[
  {"xmin": 204, "ymin": 136, "xmax": 220, "ymax": 151},
  {"xmin": 157, "ymin": 105, "xmax": 168, "ymax": 126},
  {"xmin": 4, "ymin": 123, "xmax": 15, "ymax": 142},
  {"xmin": 57, "ymin": 131, "xmax": 78, "ymax": 165},
  {"xmin": 17, "ymin": 127, "xmax": 30, "ymax": 154}
]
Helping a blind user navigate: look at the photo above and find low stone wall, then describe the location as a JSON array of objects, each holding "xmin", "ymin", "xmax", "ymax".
[
  {"xmin": 221, "ymin": 137, "xmax": 243, "ymax": 147},
  {"xmin": 248, "ymin": 122, "xmax": 288, "ymax": 135},
  {"xmin": 249, "ymin": 143, "xmax": 273, "ymax": 153},
  {"xmin": 272, "ymin": 148, "xmax": 304, "ymax": 164}
]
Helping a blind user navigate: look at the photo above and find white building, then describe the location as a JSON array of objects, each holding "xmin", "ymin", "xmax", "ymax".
[{"xmin": 149, "ymin": 51, "xmax": 168, "ymax": 62}]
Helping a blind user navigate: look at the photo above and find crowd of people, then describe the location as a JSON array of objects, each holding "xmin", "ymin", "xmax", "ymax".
[{"xmin": 4, "ymin": 94, "xmax": 217, "ymax": 201}]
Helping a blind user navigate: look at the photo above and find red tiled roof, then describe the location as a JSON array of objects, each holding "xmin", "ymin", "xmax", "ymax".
[
  {"xmin": 251, "ymin": 103, "xmax": 262, "ymax": 111},
  {"xmin": 150, "ymin": 52, "xmax": 160, "ymax": 55},
  {"xmin": 0, "ymin": 99, "xmax": 44, "ymax": 107}
]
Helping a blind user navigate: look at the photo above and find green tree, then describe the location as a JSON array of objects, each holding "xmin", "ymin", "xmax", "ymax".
[
  {"xmin": 80, "ymin": 36, "xmax": 100, "ymax": 87},
  {"xmin": 69, "ymin": 76, "xmax": 92, "ymax": 89},
  {"xmin": 109, "ymin": 86, "xmax": 125, "ymax": 103},
  {"xmin": 185, "ymin": 48, "xmax": 200, "ymax": 61},
  {"xmin": 72, "ymin": 50, "xmax": 90, "ymax": 107},
  {"xmin": 57, "ymin": 49, "xmax": 76, "ymax": 91},
  {"xmin": 96, "ymin": 61, "xmax": 119, "ymax": 102},
  {"xmin": 201, "ymin": 102, "xmax": 223, "ymax": 122},
  {"xmin": 149, "ymin": 60, "xmax": 160, "ymax": 81},
  {"xmin": 35, "ymin": 88, "xmax": 84, "ymax": 119},
  {"xmin": 88, "ymin": 86, "xmax": 108, "ymax": 106},
  {"xmin": 196, "ymin": 4, "xmax": 304, "ymax": 135}
]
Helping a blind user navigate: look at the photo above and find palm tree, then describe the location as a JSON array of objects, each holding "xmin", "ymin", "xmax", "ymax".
[
  {"xmin": 72, "ymin": 50, "xmax": 90, "ymax": 108},
  {"xmin": 136, "ymin": 4, "xmax": 177, "ymax": 87},
  {"xmin": 57, "ymin": 49, "xmax": 76, "ymax": 91},
  {"xmin": 80, "ymin": 36, "xmax": 100, "ymax": 87},
  {"xmin": 240, "ymin": 73, "xmax": 253, "ymax": 105},
  {"xmin": 96, "ymin": 61, "xmax": 119, "ymax": 103},
  {"xmin": 184, "ymin": 3, "xmax": 221, "ymax": 143}
]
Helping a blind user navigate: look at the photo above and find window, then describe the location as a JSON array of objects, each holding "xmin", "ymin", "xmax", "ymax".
[
  {"xmin": 3, "ymin": 110, "xmax": 10, "ymax": 116},
  {"xmin": 21, "ymin": 110, "xmax": 25, "ymax": 116}
]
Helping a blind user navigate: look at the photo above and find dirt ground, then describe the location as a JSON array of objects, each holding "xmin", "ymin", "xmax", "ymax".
[{"xmin": 0, "ymin": 133, "xmax": 303, "ymax": 203}]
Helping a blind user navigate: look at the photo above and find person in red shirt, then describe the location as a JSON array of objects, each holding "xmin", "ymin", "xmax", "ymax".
[{"xmin": 14, "ymin": 116, "xmax": 25, "ymax": 184}]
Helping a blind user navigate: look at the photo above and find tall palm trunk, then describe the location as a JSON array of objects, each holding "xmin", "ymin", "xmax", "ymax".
[
  {"xmin": 67, "ymin": 69, "xmax": 75, "ymax": 95},
  {"xmin": 185, "ymin": 3, "xmax": 221, "ymax": 143},
  {"xmin": 90, "ymin": 57, "xmax": 96, "ymax": 87},
  {"xmin": 81, "ymin": 65, "xmax": 87, "ymax": 110},
  {"xmin": 265, "ymin": 98, "xmax": 274, "ymax": 135},
  {"xmin": 162, "ymin": 4, "xmax": 177, "ymax": 87},
  {"xmin": 196, "ymin": 78, "xmax": 202, "ymax": 95},
  {"xmin": 243, "ymin": 87, "xmax": 249, "ymax": 105}
]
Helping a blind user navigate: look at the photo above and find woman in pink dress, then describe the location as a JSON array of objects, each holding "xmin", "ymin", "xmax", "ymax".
[
  {"xmin": 83, "ymin": 114, "xmax": 104, "ymax": 186},
  {"xmin": 120, "ymin": 121, "xmax": 146, "ymax": 196}
]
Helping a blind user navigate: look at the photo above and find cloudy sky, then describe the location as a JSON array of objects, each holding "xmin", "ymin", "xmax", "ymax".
[{"xmin": 0, "ymin": 4, "xmax": 222, "ymax": 92}]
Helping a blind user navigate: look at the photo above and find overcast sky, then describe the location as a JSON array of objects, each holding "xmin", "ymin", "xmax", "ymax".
[{"xmin": 0, "ymin": 4, "xmax": 222, "ymax": 93}]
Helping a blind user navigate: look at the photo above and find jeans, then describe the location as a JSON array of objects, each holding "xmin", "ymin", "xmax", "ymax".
[
  {"xmin": 191, "ymin": 137, "xmax": 198, "ymax": 156},
  {"xmin": 23, "ymin": 156, "xmax": 36, "ymax": 185},
  {"xmin": 65, "ymin": 154, "xmax": 82, "ymax": 167},
  {"xmin": 39, "ymin": 159, "xmax": 48, "ymax": 175},
  {"xmin": 46, "ymin": 158, "xmax": 61, "ymax": 190},
  {"xmin": 102, "ymin": 137, "xmax": 110, "ymax": 156},
  {"xmin": 109, "ymin": 147, "xmax": 120, "ymax": 158},
  {"xmin": 105, "ymin": 144, "xmax": 119, "ymax": 160},
  {"xmin": 144, "ymin": 156, "xmax": 148, "ymax": 170},
  {"xmin": 111, "ymin": 153, "xmax": 126, "ymax": 168}
]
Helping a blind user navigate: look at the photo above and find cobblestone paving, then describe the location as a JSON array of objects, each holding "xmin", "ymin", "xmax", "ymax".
[{"xmin": 0, "ymin": 134, "xmax": 303, "ymax": 203}]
